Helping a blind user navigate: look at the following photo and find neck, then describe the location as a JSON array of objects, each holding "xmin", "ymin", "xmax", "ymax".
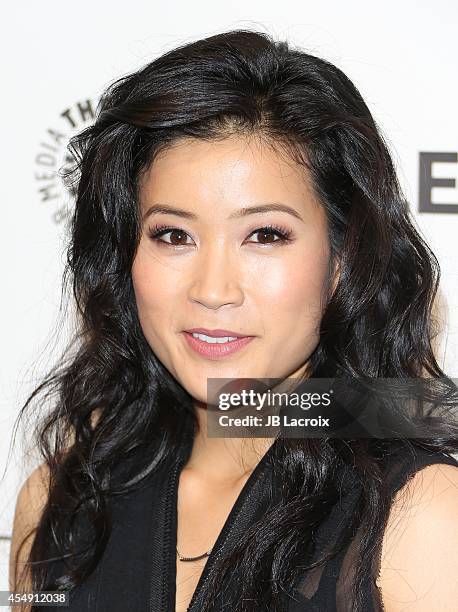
[{"xmin": 184, "ymin": 404, "xmax": 275, "ymax": 485}]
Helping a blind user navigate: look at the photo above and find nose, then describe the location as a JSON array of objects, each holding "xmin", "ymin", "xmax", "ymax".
[{"xmin": 187, "ymin": 243, "xmax": 244, "ymax": 310}]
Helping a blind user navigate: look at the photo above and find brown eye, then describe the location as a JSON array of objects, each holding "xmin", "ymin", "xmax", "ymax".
[
  {"xmin": 147, "ymin": 226, "xmax": 193, "ymax": 246},
  {"xmin": 248, "ymin": 225, "xmax": 292, "ymax": 245},
  {"xmin": 166, "ymin": 229, "xmax": 189, "ymax": 246},
  {"xmin": 253, "ymin": 229, "xmax": 278, "ymax": 244},
  {"xmin": 147, "ymin": 223, "xmax": 292, "ymax": 248}
]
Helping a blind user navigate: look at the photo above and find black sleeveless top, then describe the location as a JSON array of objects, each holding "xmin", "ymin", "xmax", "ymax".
[{"xmin": 51, "ymin": 436, "xmax": 458, "ymax": 612}]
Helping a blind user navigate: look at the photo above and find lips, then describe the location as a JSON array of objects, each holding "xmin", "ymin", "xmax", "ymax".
[
  {"xmin": 184, "ymin": 327, "xmax": 252, "ymax": 338},
  {"xmin": 182, "ymin": 330, "xmax": 255, "ymax": 359}
]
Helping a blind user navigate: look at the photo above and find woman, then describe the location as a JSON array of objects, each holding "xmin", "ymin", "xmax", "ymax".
[{"xmin": 9, "ymin": 29, "xmax": 458, "ymax": 612}]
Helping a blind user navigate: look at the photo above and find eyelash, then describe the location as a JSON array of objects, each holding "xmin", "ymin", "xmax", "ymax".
[{"xmin": 146, "ymin": 223, "xmax": 293, "ymax": 247}]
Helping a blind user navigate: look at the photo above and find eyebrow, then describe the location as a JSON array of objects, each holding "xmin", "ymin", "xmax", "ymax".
[{"xmin": 141, "ymin": 202, "xmax": 304, "ymax": 222}]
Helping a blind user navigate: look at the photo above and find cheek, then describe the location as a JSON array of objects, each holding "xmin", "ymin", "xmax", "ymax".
[
  {"xmin": 131, "ymin": 251, "xmax": 176, "ymax": 324},
  {"xmin": 251, "ymin": 247, "xmax": 329, "ymax": 324}
]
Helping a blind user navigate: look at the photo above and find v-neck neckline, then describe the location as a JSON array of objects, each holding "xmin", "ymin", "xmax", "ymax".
[{"xmin": 165, "ymin": 436, "xmax": 278, "ymax": 612}]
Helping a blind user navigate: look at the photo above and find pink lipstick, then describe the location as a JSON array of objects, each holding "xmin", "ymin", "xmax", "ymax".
[{"xmin": 182, "ymin": 329, "xmax": 255, "ymax": 359}]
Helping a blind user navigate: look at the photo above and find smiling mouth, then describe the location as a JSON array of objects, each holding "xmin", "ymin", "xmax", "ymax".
[
  {"xmin": 181, "ymin": 331, "xmax": 255, "ymax": 359},
  {"xmin": 184, "ymin": 328, "xmax": 253, "ymax": 340},
  {"xmin": 186, "ymin": 332, "xmax": 242, "ymax": 344}
]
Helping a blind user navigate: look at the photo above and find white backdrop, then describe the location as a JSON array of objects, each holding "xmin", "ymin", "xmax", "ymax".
[{"xmin": 1, "ymin": 0, "xmax": 457, "ymax": 588}]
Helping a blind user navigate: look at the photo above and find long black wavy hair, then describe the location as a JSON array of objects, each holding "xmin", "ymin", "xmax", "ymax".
[{"xmin": 13, "ymin": 28, "xmax": 458, "ymax": 612}]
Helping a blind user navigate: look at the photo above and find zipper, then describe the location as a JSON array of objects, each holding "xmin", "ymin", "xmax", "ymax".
[
  {"xmin": 149, "ymin": 458, "xmax": 182, "ymax": 612},
  {"xmin": 186, "ymin": 447, "xmax": 275, "ymax": 611},
  {"xmin": 150, "ymin": 438, "xmax": 276, "ymax": 612}
]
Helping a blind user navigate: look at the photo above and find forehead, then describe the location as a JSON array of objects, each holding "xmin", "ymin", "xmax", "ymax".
[{"xmin": 138, "ymin": 135, "xmax": 318, "ymax": 215}]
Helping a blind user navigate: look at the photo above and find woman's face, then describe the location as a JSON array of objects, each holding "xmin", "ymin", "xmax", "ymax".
[{"xmin": 132, "ymin": 135, "xmax": 334, "ymax": 404}]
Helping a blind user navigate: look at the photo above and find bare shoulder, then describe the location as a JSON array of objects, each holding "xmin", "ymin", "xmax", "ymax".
[
  {"xmin": 377, "ymin": 462, "xmax": 458, "ymax": 611},
  {"xmin": 9, "ymin": 462, "xmax": 51, "ymax": 592}
]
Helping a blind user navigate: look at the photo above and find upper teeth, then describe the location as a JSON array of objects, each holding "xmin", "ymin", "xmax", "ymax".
[{"xmin": 191, "ymin": 333, "xmax": 238, "ymax": 343}]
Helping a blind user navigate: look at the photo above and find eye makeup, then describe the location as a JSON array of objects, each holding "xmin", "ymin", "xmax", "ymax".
[{"xmin": 146, "ymin": 222, "xmax": 294, "ymax": 247}]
